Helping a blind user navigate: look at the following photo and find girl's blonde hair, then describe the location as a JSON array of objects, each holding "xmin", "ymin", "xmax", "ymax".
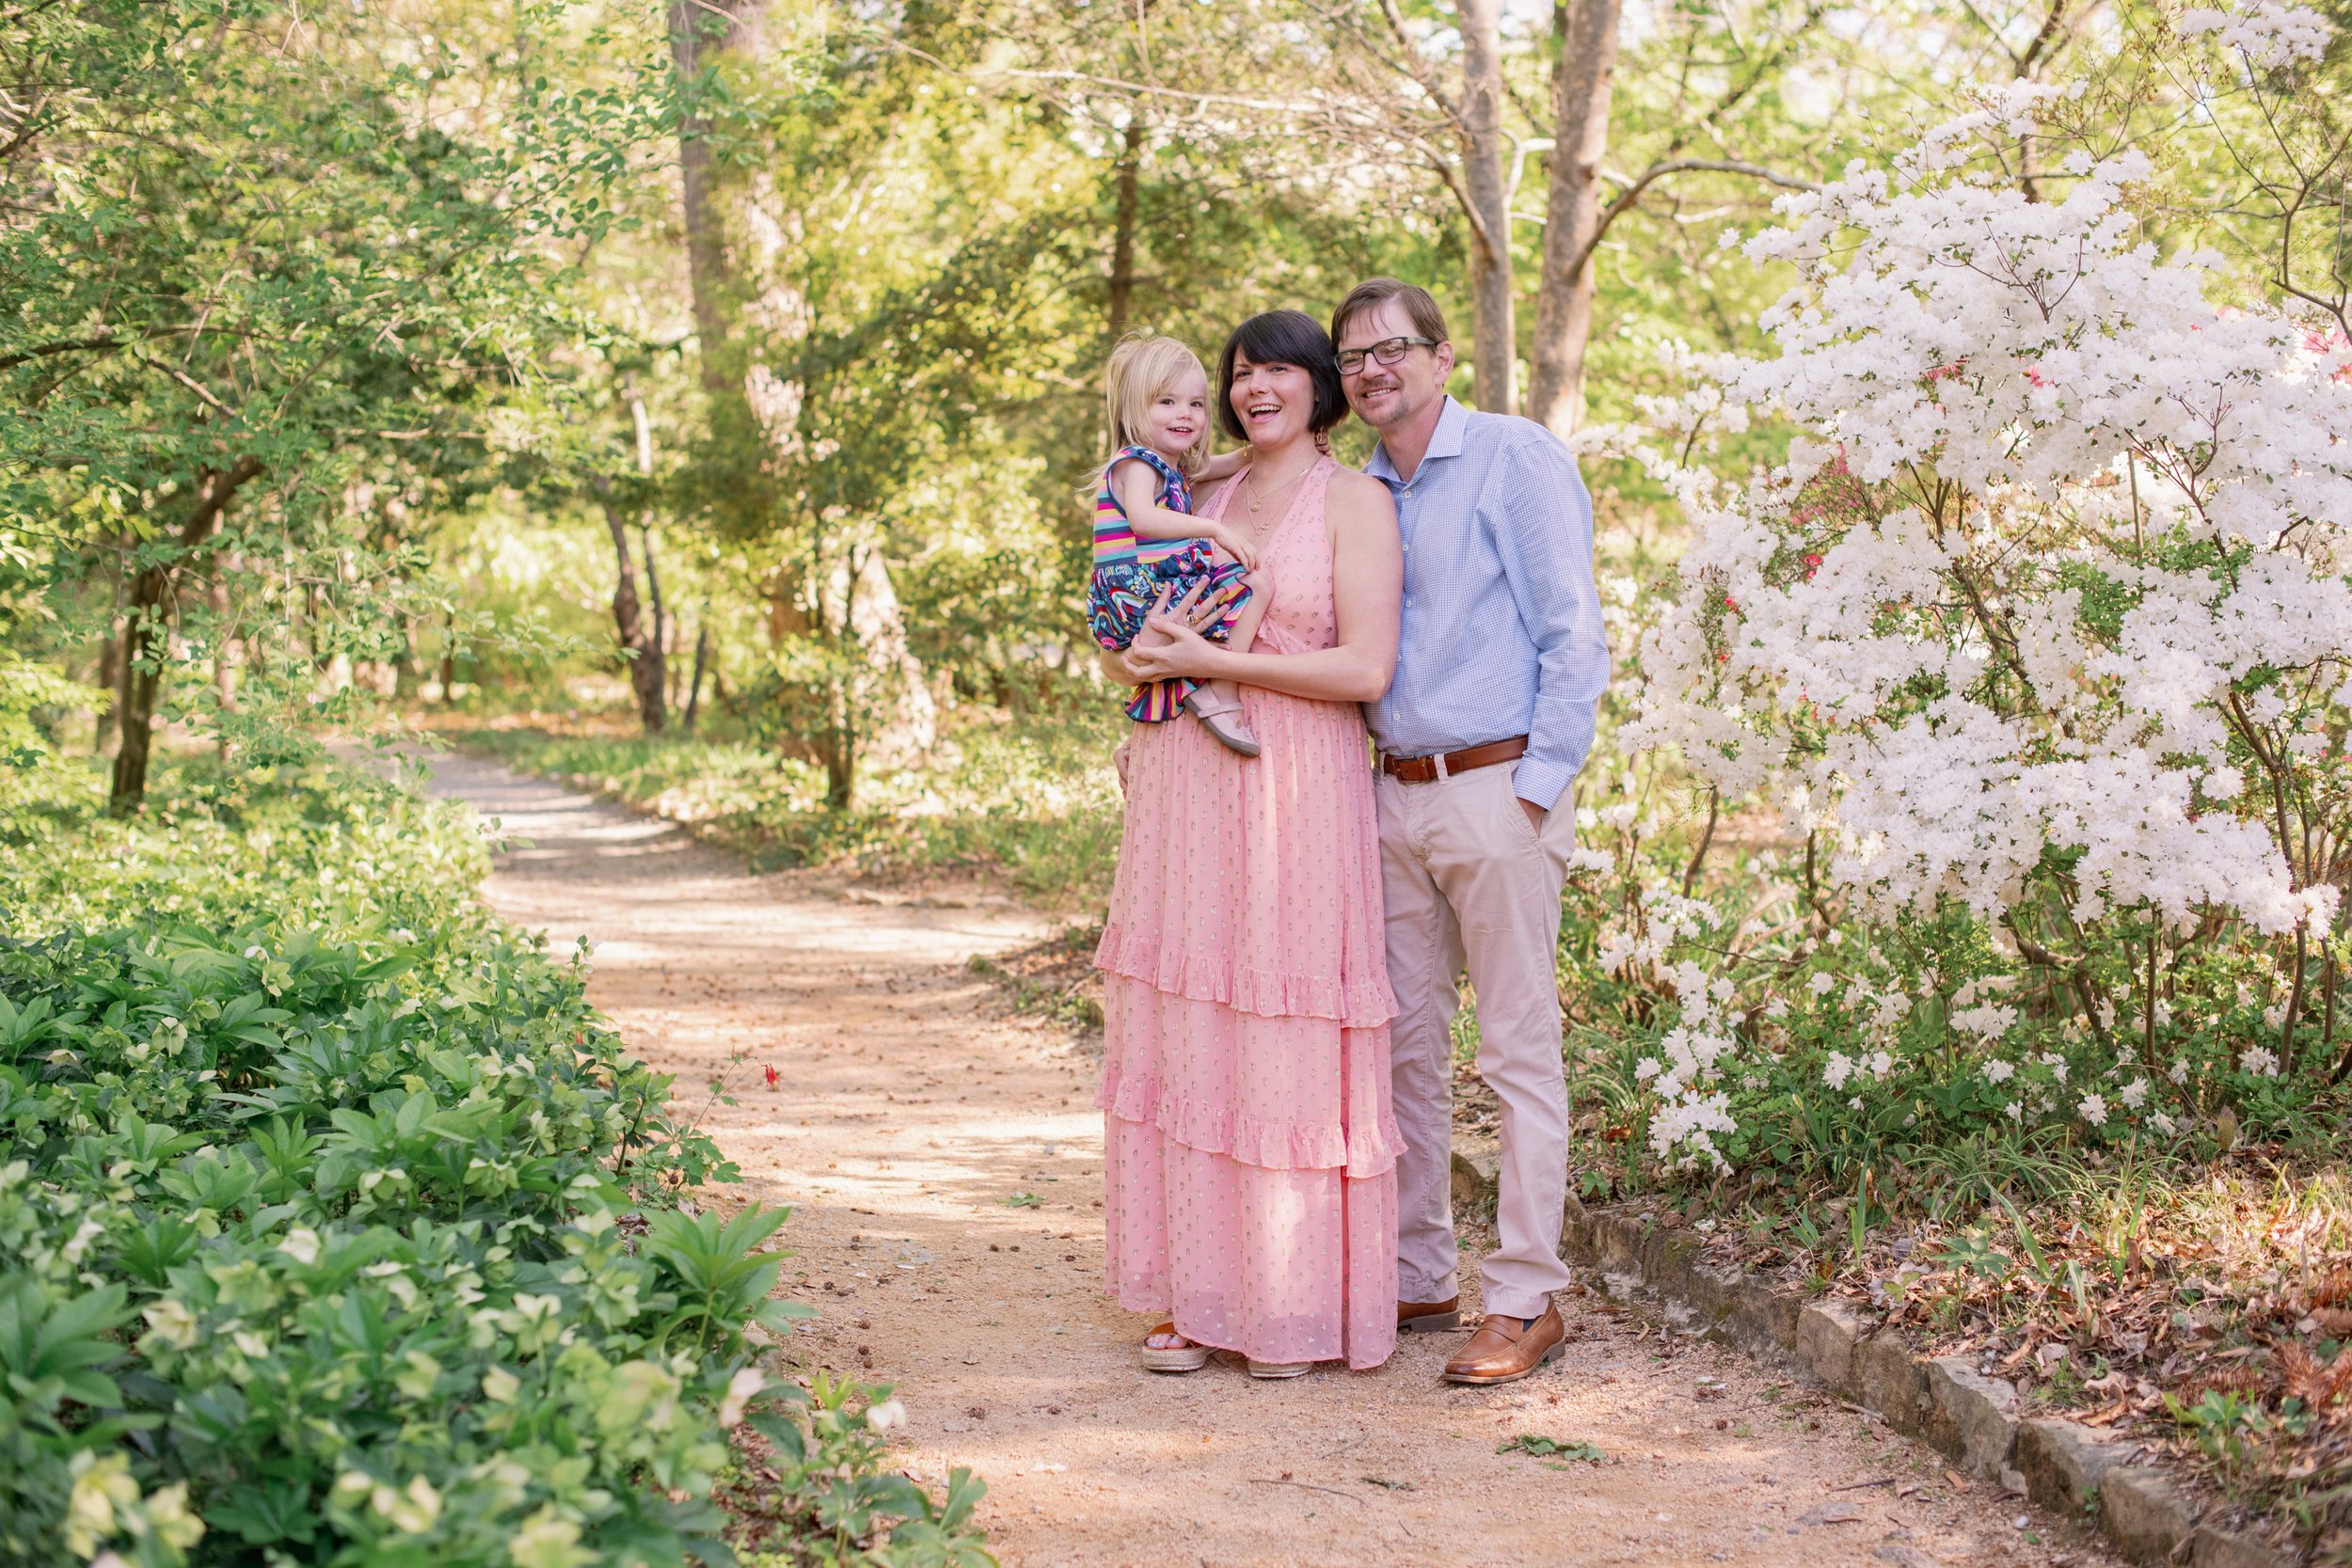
[{"xmin": 1102, "ymin": 333, "xmax": 1209, "ymax": 478}]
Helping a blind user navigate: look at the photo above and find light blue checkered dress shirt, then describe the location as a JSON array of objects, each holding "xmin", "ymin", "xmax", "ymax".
[{"xmin": 1362, "ymin": 396, "xmax": 1609, "ymax": 812}]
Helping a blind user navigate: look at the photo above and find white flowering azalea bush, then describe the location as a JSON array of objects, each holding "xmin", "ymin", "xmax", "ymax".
[
  {"xmin": 1582, "ymin": 49, "xmax": 2352, "ymax": 1201},
  {"xmin": 0, "ymin": 747, "xmax": 986, "ymax": 1567}
]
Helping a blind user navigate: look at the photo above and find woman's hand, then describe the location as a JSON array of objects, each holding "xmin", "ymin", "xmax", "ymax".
[{"xmin": 1123, "ymin": 581, "xmax": 1227, "ymax": 682}]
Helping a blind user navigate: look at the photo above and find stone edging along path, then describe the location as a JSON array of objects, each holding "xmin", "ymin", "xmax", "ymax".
[{"xmin": 1449, "ymin": 1150, "xmax": 2301, "ymax": 1568}]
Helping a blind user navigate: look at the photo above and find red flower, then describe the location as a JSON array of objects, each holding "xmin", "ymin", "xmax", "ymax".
[
  {"xmin": 764, "ymin": 1065, "xmax": 780, "ymax": 1088},
  {"xmin": 1723, "ymin": 594, "xmax": 1740, "ymax": 612}
]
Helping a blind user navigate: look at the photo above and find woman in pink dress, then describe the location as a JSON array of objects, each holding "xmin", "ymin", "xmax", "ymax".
[{"xmin": 1096, "ymin": 309, "xmax": 1405, "ymax": 1376}]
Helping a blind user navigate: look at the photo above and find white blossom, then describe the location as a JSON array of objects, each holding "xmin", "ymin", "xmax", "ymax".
[{"xmin": 2176, "ymin": 0, "xmax": 2333, "ymax": 69}]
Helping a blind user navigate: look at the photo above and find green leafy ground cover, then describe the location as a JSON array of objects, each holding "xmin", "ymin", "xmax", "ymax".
[
  {"xmin": 0, "ymin": 751, "xmax": 988, "ymax": 1567},
  {"xmin": 429, "ymin": 705, "xmax": 1122, "ymax": 911}
]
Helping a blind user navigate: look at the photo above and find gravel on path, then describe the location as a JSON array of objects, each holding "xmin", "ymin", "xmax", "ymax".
[{"xmin": 415, "ymin": 749, "xmax": 2121, "ymax": 1568}]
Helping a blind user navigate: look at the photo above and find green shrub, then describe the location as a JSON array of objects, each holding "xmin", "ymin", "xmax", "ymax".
[{"xmin": 0, "ymin": 752, "xmax": 987, "ymax": 1567}]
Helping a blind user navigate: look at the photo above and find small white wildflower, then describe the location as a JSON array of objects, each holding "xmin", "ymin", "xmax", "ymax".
[
  {"xmin": 2078, "ymin": 1093, "xmax": 2108, "ymax": 1127},
  {"xmin": 2169, "ymin": 1058, "xmax": 2191, "ymax": 1085},
  {"xmin": 2151, "ymin": 1110, "xmax": 2178, "ymax": 1135},
  {"xmin": 718, "ymin": 1367, "xmax": 766, "ymax": 1428},
  {"xmin": 2119, "ymin": 1078, "xmax": 2150, "ymax": 1110},
  {"xmin": 278, "ymin": 1227, "xmax": 323, "ymax": 1266},
  {"xmin": 2239, "ymin": 1044, "xmax": 2280, "ymax": 1078},
  {"xmin": 1984, "ymin": 1059, "xmax": 2015, "ymax": 1085},
  {"xmin": 866, "ymin": 1398, "xmax": 908, "ymax": 1433},
  {"xmin": 1808, "ymin": 972, "xmax": 1836, "ymax": 997},
  {"xmin": 1634, "ymin": 1058, "xmax": 1662, "ymax": 1082}
]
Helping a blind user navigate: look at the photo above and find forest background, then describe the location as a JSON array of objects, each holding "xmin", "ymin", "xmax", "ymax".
[{"xmin": 7, "ymin": 0, "xmax": 2352, "ymax": 1560}]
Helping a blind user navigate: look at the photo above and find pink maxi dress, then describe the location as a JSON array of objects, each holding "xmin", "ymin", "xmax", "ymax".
[{"xmin": 1094, "ymin": 457, "xmax": 1401, "ymax": 1370}]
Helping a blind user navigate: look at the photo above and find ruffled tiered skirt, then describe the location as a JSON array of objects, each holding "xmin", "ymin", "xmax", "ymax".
[{"xmin": 1095, "ymin": 684, "xmax": 1400, "ymax": 1370}]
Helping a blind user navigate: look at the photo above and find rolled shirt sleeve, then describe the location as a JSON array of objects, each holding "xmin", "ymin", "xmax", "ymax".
[{"xmin": 1490, "ymin": 437, "xmax": 1608, "ymax": 813}]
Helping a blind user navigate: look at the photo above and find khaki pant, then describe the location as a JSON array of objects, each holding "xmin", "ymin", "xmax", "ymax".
[{"xmin": 1375, "ymin": 762, "xmax": 1574, "ymax": 1320}]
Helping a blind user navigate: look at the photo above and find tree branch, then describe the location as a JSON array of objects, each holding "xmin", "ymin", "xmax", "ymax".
[{"xmin": 1570, "ymin": 158, "xmax": 1821, "ymax": 277}]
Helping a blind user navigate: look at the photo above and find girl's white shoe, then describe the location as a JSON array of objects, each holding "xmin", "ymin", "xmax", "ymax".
[{"xmin": 1184, "ymin": 685, "xmax": 1260, "ymax": 757}]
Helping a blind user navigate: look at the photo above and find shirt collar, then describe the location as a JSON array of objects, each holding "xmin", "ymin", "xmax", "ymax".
[{"xmin": 1367, "ymin": 396, "xmax": 1467, "ymax": 486}]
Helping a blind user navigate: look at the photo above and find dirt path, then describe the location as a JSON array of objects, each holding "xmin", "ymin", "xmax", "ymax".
[{"xmin": 416, "ymin": 751, "xmax": 2120, "ymax": 1568}]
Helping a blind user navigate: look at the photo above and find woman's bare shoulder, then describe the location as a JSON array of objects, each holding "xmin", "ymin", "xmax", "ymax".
[{"xmin": 1326, "ymin": 466, "xmax": 1397, "ymax": 522}]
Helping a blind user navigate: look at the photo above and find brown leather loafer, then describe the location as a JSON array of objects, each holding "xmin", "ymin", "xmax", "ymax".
[
  {"xmin": 1398, "ymin": 1295, "xmax": 1463, "ymax": 1333},
  {"xmin": 1441, "ymin": 1304, "xmax": 1566, "ymax": 1385}
]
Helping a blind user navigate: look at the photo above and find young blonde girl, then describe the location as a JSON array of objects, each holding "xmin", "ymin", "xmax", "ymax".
[{"xmin": 1086, "ymin": 335, "xmax": 1269, "ymax": 754}]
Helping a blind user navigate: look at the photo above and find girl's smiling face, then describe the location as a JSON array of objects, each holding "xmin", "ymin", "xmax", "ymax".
[
  {"xmin": 1228, "ymin": 352, "xmax": 1315, "ymax": 447},
  {"xmin": 1144, "ymin": 366, "xmax": 1211, "ymax": 458}
]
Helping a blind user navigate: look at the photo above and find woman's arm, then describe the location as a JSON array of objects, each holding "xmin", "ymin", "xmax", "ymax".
[
  {"xmin": 1196, "ymin": 448, "xmax": 1248, "ymax": 484},
  {"xmin": 1123, "ymin": 469, "xmax": 1400, "ymax": 704}
]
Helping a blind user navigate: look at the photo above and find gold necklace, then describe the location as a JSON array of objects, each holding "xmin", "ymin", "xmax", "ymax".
[{"xmin": 1245, "ymin": 455, "xmax": 1317, "ymax": 515}]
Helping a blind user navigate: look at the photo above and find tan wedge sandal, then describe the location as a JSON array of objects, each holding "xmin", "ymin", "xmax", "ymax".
[
  {"xmin": 1140, "ymin": 1323, "xmax": 1212, "ymax": 1373},
  {"xmin": 1245, "ymin": 1358, "xmax": 1314, "ymax": 1380}
]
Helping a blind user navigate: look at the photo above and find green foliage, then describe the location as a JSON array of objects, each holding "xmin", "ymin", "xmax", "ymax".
[
  {"xmin": 0, "ymin": 751, "xmax": 987, "ymax": 1567},
  {"xmin": 1497, "ymin": 1435, "xmax": 1605, "ymax": 1463}
]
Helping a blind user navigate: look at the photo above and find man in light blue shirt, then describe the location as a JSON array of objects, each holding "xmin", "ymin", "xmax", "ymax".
[{"xmin": 1334, "ymin": 278, "xmax": 1607, "ymax": 1386}]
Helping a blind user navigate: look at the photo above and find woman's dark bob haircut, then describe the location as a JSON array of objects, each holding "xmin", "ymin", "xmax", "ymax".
[{"xmin": 1216, "ymin": 309, "xmax": 1348, "ymax": 442}]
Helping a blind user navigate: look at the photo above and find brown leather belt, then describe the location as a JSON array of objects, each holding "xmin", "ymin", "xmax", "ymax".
[{"xmin": 1378, "ymin": 736, "xmax": 1528, "ymax": 784}]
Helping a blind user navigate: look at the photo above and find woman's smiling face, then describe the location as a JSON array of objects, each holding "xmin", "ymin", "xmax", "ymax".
[{"xmin": 1228, "ymin": 352, "xmax": 1316, "ymax": 447}]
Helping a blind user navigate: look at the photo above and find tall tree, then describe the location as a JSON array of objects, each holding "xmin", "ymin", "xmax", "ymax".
[
  {"xmin": 1526, "ymin": 0, "xmax": 1622, "ymax": 435},
  {"xmin": 0, "ymin": 0, "xmax": 653, "ymax": 807}
]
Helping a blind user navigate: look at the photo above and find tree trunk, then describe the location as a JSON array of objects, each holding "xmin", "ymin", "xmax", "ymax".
[
  {"xmin": 110, "ymin": 458, "xmax": 260, "ymax": 815},
  {"xmin": 1527, "ymin": 0, "xmax": 1624, "ymax": 436},
  {"xmin": 683, "ymin": 618, "xmax": 711, "ymax": 734},
  {"xmin": 1106, "ymin": 117, "xmax": 1144, "ymax": 344},
  {"xmin": 597, "ymin": 494, "xmax": 667, "ymax": 733},
  {"xmin": 668, "ymin": 0, "xmax": 764, "ymax": 395},
  {"xmin": 93, "ymin": 621, "xmax": 119, "ymax": 755},
  {"xmin": 1458, "ymin": 0, "xmax": 1517, "ymax": 416},
  {"xmin": 597, "ymin": 386, "xmax": 668, "ymax": 733},
  {"xmin": 209, "ymin": 568, "xmax": 234, "ymax": 762},
  {"xmin": 640, "ymin": 520, "xmax": 669, "ymax": 685}
]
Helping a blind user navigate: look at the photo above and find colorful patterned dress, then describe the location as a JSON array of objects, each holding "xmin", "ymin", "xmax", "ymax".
[
  {"xmin": 1094, "ymin": 458, "xmax": 1401, "ymax": 1370},
  {"xmin": 1086, "ymin": 445, "xmax": 1254, "ymax": 722}
]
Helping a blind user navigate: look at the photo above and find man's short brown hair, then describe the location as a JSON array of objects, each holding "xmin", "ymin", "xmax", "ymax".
[{"xmin": 1330, "ymin": 278, "xmax": 1450, "ymax": 350}]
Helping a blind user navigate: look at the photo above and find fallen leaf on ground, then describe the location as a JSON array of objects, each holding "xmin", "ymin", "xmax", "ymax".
[{"xmin": 1498, "ymin": 1434, "xmax": 1605, "ymax": 1462}]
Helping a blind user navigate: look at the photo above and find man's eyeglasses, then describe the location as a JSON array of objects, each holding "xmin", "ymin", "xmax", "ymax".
[{"xmin": 1336, "ymin": 336, "xmax": 1438, "ymax": 376}]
